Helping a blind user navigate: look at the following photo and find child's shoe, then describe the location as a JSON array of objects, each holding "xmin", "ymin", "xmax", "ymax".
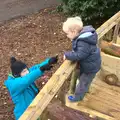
[
  {"xmin": 68, "ymin": 95, "xmax": 84, "ymax": 102},
  {"xmin": 68, "ymin": 92, "xmax": 86, "ymax": 102}
]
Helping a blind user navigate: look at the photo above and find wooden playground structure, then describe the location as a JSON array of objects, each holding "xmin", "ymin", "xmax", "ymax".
[{"xmin": 20, "ymin": 11, "xmax": 120, "ymax": 120}]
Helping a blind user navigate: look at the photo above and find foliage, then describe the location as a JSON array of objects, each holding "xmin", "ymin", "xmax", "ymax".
[{"xmin": 59, "ymin": 0, "xmax": 120, "ymax": 25}]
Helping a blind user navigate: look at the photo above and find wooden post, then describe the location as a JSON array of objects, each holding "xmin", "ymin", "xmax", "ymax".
[
  {"xmin": 68, "ymin": 69, "xmax": 79, "ymax": 94},
  {"xmin": 117, "ymin": 36, "xmax": 120, "ymax": 44},
  {"xmin": 19, "ymin": 60, "xmax": 77, "ymax": 120},
  {"xmin": 96, "ymin": 11, "xmax": 120, "ymax": 42},
  {"xmin": 113, "ymin": 23, "xmax": 120, "ymax": 43}
]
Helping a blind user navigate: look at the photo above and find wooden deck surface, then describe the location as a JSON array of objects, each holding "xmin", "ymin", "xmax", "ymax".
[
  {"xmin": 66, "ymin": 75, "xmax": 120, "ymax": 120},
  {"xmin": 66, "ymin": 51, "xmax": 120, "ymax": 120}
]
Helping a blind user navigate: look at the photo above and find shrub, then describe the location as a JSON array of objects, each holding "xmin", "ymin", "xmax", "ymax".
[{"xmin": 60, "ymin": 0, "xmax": 120, "ymax": 25}]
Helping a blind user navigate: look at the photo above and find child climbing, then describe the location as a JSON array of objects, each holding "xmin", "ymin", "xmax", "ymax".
[
  {"xmin": 4, "ymin": 56, "xmax": 58, "ymax": 120},
  {"xmin": 63, "ymin": 16, "xmax": 101, "ymax": 102}
]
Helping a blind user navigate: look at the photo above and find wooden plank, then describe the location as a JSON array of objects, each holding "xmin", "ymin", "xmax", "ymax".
[
  {"xmin": 117, "ymin": 36, "xmax": 120, "ymax": 44},
  {"xmin": 92, "ymin": 76, "xmax": 120, "ymax": 93},
  {"xmin": 101, "ymin": 52, "xmax": 120, "ymax": 80},
  {"xmin": 103, "ymin": 28, "xmax": 113, "ymax": 41},
  {"xmin": 90, "ymin": 81, "xmax": 120, "ymax": 107},
  {"xmin": 84, "ymin": 78, "xmax": 120, "ymax": 119},
  {"xmin": 66, "ymin": 76, "xmax": 120, "ymax": 120},
  {"xmin": 83, "ymin": 94, "xmax": 120, "ymax": 119},
  {"xmin": 66, "ymin": 94, "xmax": 115, "ymax": 120},
  {"xmin": 19, "ymin": 60, "xmax": 77, "ymax": 120},
  {"xmin": 68, "ymin": 69, "xmax": 79, "ymax": 94},
  {"xmin": 90, "ymin": 86, "xmax": 120, "ymax": 108},
  {"xmin": 96, "ymin": 11, "xmax": 120, "ymax": 43},
  {"xmin": 113, "ymin": 23, "xmax": 120, "ymax": 43}
]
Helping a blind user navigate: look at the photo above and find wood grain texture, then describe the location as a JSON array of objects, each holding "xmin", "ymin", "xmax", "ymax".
[{"xmin": 19, "ymin": 60, "xmax": 77, "ymax": 120}]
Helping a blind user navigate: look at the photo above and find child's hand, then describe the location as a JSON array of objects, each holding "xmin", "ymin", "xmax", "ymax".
[
  {"xmin": 63, "ymin": 55, "xmax": 66, "ymax": 61},
  {"xmin": 49, "ymin": 55, "xmax": 58, "ymax": 65},
  {"xmin": 40, "ymin": 64, "xmax": 53, "ymax": 71}
]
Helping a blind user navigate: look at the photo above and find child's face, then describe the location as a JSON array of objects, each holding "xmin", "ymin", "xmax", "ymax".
[
  {"xmin": 20, "ymin": 68, "xmax": 29, "ymax": 77},
  {"xmin": 63, "ymin": 28, "xmax": 79, "ymax": 40}
]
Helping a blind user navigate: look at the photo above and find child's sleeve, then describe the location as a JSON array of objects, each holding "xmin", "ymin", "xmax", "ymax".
[
  {"xmin": 5, "ymin": 68, "xmax": 43, "ymax": 95},
  {"xmin": 29, "ymin": 58, "xmax": 50, "ymax": 71},
  {"xmin": 65, "ymin": 41, "xmax": 90, "ymax": 61}
]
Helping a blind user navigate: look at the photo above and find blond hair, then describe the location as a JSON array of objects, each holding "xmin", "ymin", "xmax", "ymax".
[{"xmin": 63, "ymin": 16, "xmax": 83, "ymax": 32}]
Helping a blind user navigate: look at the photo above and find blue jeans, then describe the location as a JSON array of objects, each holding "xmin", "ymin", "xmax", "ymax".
[{"xmin": 75, "ymin": 73, "xmax": 96, "ymax": 97}]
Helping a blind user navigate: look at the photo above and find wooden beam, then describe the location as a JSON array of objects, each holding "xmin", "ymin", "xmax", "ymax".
[
  {"xmin": 68, "ymin": 69, "xmax": 79, "ymax": 94},
  {"xmin": 96, "ymin": 11, "xmax": 120, "ymax": 43},
  {"xmin": 113, "ymin": 23, "xmax": 120, "ymax": 43},
  {"xmin": 117, "ymin": 36, "xmax": 120, "ymax": 44},
  {"xmin": 19, "ymin": 60, "xmax": 77, "ymax": 120},
  {"xmin": 101, "ymin": 52, "xmax": 120, "ymax": 81}
]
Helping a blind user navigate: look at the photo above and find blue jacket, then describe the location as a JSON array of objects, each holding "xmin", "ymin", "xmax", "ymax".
[
  {"xmin": 4, "ymin": 58, "xmax": 50, "ymax": 120},
  {"xmin": 65, "ymin": 26, "xmax": 101, "ymax": 73}
]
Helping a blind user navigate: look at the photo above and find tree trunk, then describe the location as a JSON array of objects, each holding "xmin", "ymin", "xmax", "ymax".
[
  {"xmin": 100, "ymin": 41, "xmax": 120, "ymax": 57},
  {"xmin": 41, "ymin": 102, "xmax": 95, "ymax": 120},
  {"xmin": 40, "ymin": 80, "xmax": 95, "ymax": 120}
]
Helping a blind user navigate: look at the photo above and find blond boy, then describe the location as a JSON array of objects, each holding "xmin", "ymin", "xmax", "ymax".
[{"xmin": 63, "ymin": 17, "xmax": 101, "ymax": 102}]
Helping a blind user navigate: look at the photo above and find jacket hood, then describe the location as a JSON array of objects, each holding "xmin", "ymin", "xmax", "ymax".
[{"xmin": 78, "ymin": 25, "xmax": 98, "ymax": 45}]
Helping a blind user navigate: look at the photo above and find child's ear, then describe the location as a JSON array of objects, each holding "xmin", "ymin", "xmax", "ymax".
[
  {"xmin": 74, "ymin": 29, "xmax": 79, "ymax": 34},
  {"xmin": 70, "ymin": 28, "xmax": 75, "ymax": 33},
  {"xmin": 72, "ymin": 29, "xmax": 77, "ymax": 34}
]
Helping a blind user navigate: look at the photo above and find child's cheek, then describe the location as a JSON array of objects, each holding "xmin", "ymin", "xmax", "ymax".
[{"xmin": 21, "ymin": 71, "xmax": 29, "ymax": 77}]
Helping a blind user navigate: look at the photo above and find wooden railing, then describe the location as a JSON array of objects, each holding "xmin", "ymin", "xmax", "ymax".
[{"xmin": 19, "ymin": 11, "xmax": 120, "ymax": 120}]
